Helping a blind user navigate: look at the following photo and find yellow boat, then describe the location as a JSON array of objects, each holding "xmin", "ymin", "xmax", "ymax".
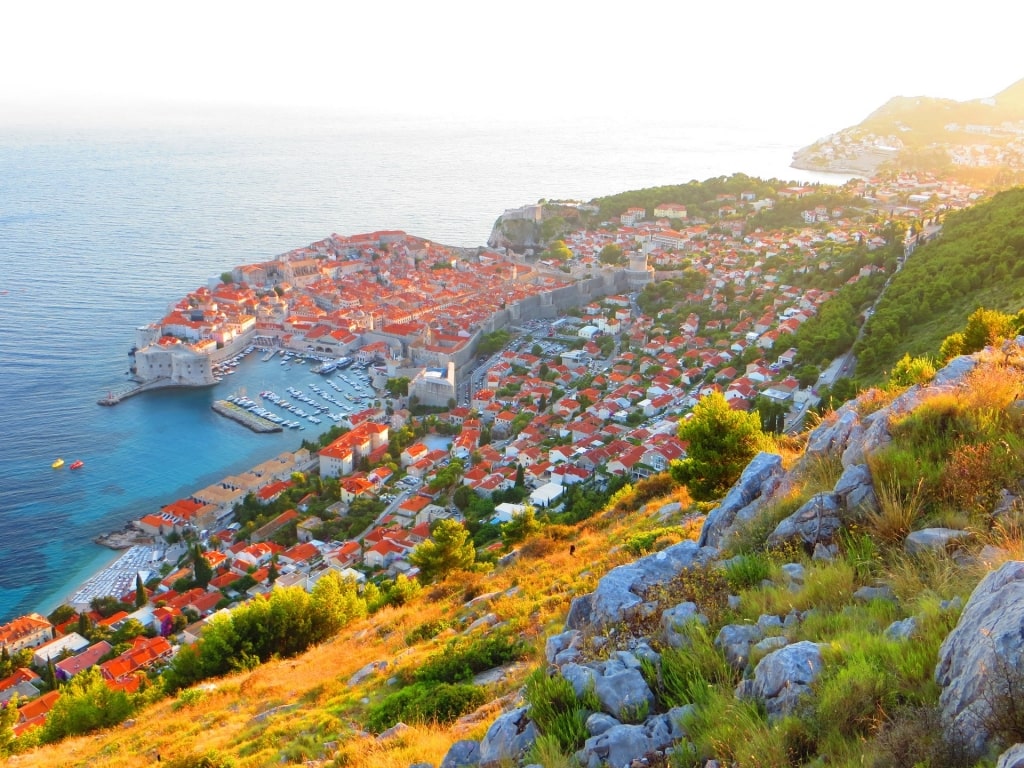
[{"xmin": 52, "ymin": 458, "xmax": 64, "ymax": 468}]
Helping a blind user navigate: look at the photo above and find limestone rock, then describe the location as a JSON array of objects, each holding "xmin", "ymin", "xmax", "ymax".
[
  {"xmin": 853, "ymin": 585, "xmax": 896, "ymax": 604},
  {"xmin": 936, "ymin": 561, "xmax": 1024, "ymax": 757},
  {"xmin": 904, "ymin": 528, "xmax": 970, "ymax": 556},
  {"xmin": 997, "ymin": 743, "xmax": 1024, "ymax": 768},
  {"xmin": 348, "ymin": 660, "xmax": 388, "ymax": 687},
  {"xmin": 546, "ymin": 629, "xmax": 584, "ymax": 667},
  {"xmin": 804, "ymin": 405, "xmax": 860, "ymax": 460},
  {"xmin": 586, "ymin": 712, "xmax": 621, "ymax": 737},
  {"xmin": 766, "ymin": 493, "xmax": 842, "ymax": 549},
  {"xmin": 780, "ymin": 563, "xmax": 805, "ymax": 588},
  {"xmin": 440, "ymin": 739, "xmax": 480, "ymax": 768},
  {"xmin": 884, "ymin": 617, "xmax": 917, "ymax": 640},
  {"xmin": 592, "ymin": 666, "xmax": 656, "ymax": 722},
  {"xmin": 377, "ymin": 722, "xmax": 410, "ymax": 740},
  {"xmin": 736, "ymin": 641, "xmax": 824, "ymax": 720},
  {"xmin": 577, "ymin": 709, "xmax": 687, "ymax": 768},
  {"xmin": 832, "ymin": 462, "xmax": 878, "ymax": 514},
  {"xmin": 660, "ymin": 602, "xmax": 706, "ymax": 649},
  {"xmin": 697, "ymin": 453, "xmax": 785, "ymax": 548},
  {"xmin": 715, "ymin": 624, "xmax": 763, "ymax": 671},
  {"xmin": 478, "ymin": 706, "xmax": 538, "ymax": 766},
  {"xmin": 931, "ymin": 354, "xmax": 977, "ymax": 387},
  {"xmin": 562, "ymin": 658, "xmax": 656, "ymax": 721},
  {"xmin": 565, "ymin": 541, "xmax": 717, "ymax": 631}
]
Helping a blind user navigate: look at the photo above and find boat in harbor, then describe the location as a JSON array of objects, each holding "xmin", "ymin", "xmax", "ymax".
[
  {"xmin": 52, "ymin": 458, "xmax": 64, "ymax": 469},
  {"xmin": 69, "ymin": 460, "xmax": 84, "ymax": 470}
]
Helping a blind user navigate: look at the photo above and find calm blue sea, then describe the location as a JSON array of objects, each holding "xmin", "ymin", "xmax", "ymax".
[{"xmin": 0, "ymin": 109, "xmax": 849, "ymax": 623}]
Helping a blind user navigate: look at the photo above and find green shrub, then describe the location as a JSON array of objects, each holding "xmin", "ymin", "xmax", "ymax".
[
  {"xmin": 724, "ymin": 552, "xmax": 774, "ymax": 591},
  {"xmin": 648, "ymin": 621, "xmax": 736, "ymax": 710},
  {"xmin": 404, "ymin": 618, "xmax": 452, "ymax": 645},
  {"xmin": 414, "ymin": 633, "xmax": 530, "ymax": 685},
  {"xmin": 871, "ymin": 705, "xmax": 972, "ymax": 768},
  {"xmin": 838, "ymin": 527, "xmax": 880, "ymax": 583},
  {"xmin": 623, "ymin": 527, "xmax": 680, "ymax": 557},
  {"xmin": 677, "ymin": 697, "xmax": 818, "ymax": 767},
  {"xmin": 365, "ymin": 682, "xmax": 486, "ymax": 732},
  {"xmin": 163, "ymin": 751, "xmax": 236, "ymax": 768},
  {"xmin": 524, "ymin": 733, "xmax": 576, "ymax": 768},
  {"xmin": 524, "ymin": 668, "xmax": 599, "ymax": 752}
]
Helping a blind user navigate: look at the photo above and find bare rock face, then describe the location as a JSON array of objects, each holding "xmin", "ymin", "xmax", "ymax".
[
  {"xmin": 735, "ymin": 641, "xmax": 824, "ymax": 720},
  {"xmin": 904, "ymin": 528, "xmax": 971, "ymax": 556},
  {"xmin": 697, "ymin": 452, "xmax": 785, "ymax": 548},
  {"xmin": 997, "ymin": 743, "xmax": 1024, "ymax": 768},
  {"xmin": 936, "ymin": 561, "xmax": 1024, "ymax": 758},
  {"xmin": 565, "ymin": 541, "xmax": 718, "ymax": 631},
  {"xmin": 478, "ymin": 706, "xmax": 538, "ymax": 767},
  {"xmin": 832, "ymin": 462, "xmax": 878, "ymax": 515},
  {"xmin": 765, "ymin": 493, "xmax": 843, "ymax": 550}
]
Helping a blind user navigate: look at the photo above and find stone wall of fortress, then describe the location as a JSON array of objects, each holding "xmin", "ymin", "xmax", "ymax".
[
  {"xmin": 134, "ymin": 345, "xmax": 215, "ymax": 386},
  {"xmin": 133, "ymin": 269, "xmax": 629, "ymax": 387}
]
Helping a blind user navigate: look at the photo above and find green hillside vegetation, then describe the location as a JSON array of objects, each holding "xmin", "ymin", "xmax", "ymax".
[
  {"xmin": 857, "ymin": 79, "xmax": 1024, "ymax": 150},
  {"xmin": 855, "ymin": 187, "xmax": 1024, "ymax": 381},
  {"xmin": 590, "ymin": 174, "xmax": 856, "ymax": 223}
]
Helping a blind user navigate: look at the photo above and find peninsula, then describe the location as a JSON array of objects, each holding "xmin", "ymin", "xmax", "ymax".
[{"xmin": 791, "ymin": 77, "xmax": 1024, "ymax": 182}]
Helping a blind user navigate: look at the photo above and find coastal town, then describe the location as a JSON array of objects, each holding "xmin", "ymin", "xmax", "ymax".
[{"xmin": 0, "ymin": 169, "xmax": 990, "ymax": 736}]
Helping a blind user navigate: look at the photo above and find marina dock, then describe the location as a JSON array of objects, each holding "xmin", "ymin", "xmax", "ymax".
[{"xmin": 212, "ymin": 400, "xmax": 284, "ymax": 433}]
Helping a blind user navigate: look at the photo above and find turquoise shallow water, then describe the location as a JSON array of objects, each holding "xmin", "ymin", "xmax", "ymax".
[{"xmin": 0, "ymin": 110, "xmax": 848, "ymax": 623}]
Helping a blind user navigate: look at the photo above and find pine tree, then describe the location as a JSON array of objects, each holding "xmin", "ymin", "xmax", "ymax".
[{"xmin": 134, "ymin": 573, "xmax": 147, "ymax": 609}]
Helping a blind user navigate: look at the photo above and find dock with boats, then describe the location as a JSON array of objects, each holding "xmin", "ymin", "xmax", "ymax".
[{"xmin": 211, "ymin": 399, "xmax": 284, "ymax": 433}]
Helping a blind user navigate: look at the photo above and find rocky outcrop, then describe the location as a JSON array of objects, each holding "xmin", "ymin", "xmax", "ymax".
[
  {"xmin": 936, "ymin": 561, "xmax": 1024, "ymax": 757},
  {"xmin": 576, "ymin": 708, "xmax": 688, "ymax": 768},
  {"xmin": 478, "ymin": 707, "xmax": 539, "ymax": 766},
  {"xmin": 766, "ymin": 493, "xmax": 843, "ymax": 550},
  {"xmin": 698, "ymin": 452, "xmax": 785, "ymax": 548},
  {"xmin": 561, "ymin": 655, "xmax": 656, "ymax": 721},
  {"xmin": 904, "ymin": 528, "xmax": 971, "ymax": 556},
  {"xmin": 735, "ymin": 641, "xmax": 824, "ymax": 720},
  {"xmin": 565, "ymin": 541, "xmax": 718, "ymax": 631}
]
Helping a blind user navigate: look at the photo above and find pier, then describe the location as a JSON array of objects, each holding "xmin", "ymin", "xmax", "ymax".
[
  {"xmin": 97, "ymin": 378, "xmax": 176, "ymax": 406},
  {"xmin": 211, "ymin": 400, "xmax": 284, "ymax": 433}
]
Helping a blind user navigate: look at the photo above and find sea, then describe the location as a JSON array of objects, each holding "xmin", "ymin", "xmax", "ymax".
[{"xmin": 0, "ymin": 108, "xmax": 852, "ymax": 624}]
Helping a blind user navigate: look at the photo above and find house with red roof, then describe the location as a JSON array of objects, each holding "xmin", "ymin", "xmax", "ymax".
[
  {"xmin": 100, "ymin": 635, "xmax": 173, "ymax": 685},
  {"xmin": 326, "ymin": 541, "xmax": 362, "ymax": 570},
  {"xmin": 15, "ymin": 690, "xmax": 61, "ymax": 736},
  {"xmin": 251, "ymin": 508, "xmax": 300, "ymax": 542}
]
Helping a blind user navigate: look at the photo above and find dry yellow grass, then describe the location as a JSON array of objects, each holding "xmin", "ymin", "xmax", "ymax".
[{"xmin": 10, "ymin": 494, "xmax": 696, "ymax": 768}]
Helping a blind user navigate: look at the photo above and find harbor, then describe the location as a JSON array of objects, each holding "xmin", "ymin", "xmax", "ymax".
[{"xmin": 211, "ymin": 399, "xmax": 284, "ymax": 433}]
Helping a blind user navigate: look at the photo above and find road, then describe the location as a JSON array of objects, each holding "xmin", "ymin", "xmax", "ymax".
[{"xmin": 787, "ymin": 222, "xmax": 942, "ymax": 434}]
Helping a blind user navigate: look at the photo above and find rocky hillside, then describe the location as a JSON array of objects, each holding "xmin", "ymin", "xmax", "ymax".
[
  {"xmin": 8, "ymin": 342, "xmax": 1024, "ymax": 768},
  {"xmin": 428, "ymin": 342, "xmax": 1024, "ymax": 767}
]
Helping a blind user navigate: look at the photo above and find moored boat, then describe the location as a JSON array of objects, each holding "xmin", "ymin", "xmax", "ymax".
[
  {"xmin": 69, "ymin": 460, "xmax": 84, "ymax": 470},
  {"xmin": 52, "ymin": 458, "xmax": 64, "ymax": 469}
]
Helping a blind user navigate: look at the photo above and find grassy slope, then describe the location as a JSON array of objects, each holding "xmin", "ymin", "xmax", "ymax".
[
  {"xmin": 13, "ymin": 489, "xmax": 697, "ymax": 768},
  {"xmin": 855, "ymin": 187, "xmax": 1024, "ymax": 383},
  {"xmin": 13, "ymin": 348, "xmax": 1024, "ymax": 768}
]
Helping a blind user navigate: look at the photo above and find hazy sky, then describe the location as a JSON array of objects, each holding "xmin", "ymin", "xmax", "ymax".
[{"xmin": 4, "ymin": 0, "xmax": 1020, "ymax": 134}]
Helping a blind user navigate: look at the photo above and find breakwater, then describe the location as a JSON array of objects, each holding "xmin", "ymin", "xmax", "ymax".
[{"xmin": 211, "ymin": 400, "xmax": 283, "ymax": 433}]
